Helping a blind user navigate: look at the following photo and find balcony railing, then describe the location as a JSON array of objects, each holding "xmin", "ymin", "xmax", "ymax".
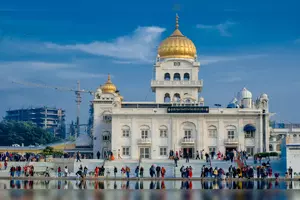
[
  {"xmin": 181, "ymin": 138, "xmax": 195, "ymax": 145},
  {"xmin": 286, "ymin": 137, "xmax": 300, "ymax": 145},
  {"xmin": 224, "ymin": 138, "xmax": 239, "ymax": 145},
  {"xmin": 151, "ymin": 80, "xmax": 203, "ymax": 91},
  {"xmin": 137, "ymin": 138, "xmax": 152, "ymax": 145}
]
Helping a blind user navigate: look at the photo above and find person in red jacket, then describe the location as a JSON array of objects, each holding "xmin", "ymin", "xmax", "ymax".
[
  {"xmin": 161, "ymin": 167, "xmax": 166, "ymax": 178},
  {"xmin": 57, "ymin": 166, "xmax": 62, "ymax": 177}
]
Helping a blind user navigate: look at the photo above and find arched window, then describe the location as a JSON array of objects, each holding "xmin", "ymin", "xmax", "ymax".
[
  {"xmin": 181, "ymin": 122, "xmax": 196, "ymax": 139},
  {"xmin": 173, "ymin": 93, "xmax": 181, "ymax": 102},
  {"xmin": 276, "ymin": 144, "xmax": 281, "ymax": 151},
  {"xmin": 164, "ymin": 93, "xmax": 170, "ymax": 103},
  {"xmin": 184, "ymin": 73, "xmax": 190, "ymax": 81},
  {"xmin": 226, "ymin": 125, "xmax": 236, "ymax": 139},
  {"xmin": 159, "ymin": 125, "xmax": 168, "ymax": 138},
  {"xmin": 174, "ymin": 73, "xmax": 181, "ymax": 81},
  {"xmin": 208, "ymin": 125, "xmax": 217, "ymax": 138},
  {"xmin": 102, "ymin": 131, "xmax": 111, "ymax": 142},
  {"xmin": 164, "ymin": 73, "xmax": 170, "ymax": 80},
  {"xmin": 140, "ymin": 125, "xmax": 150, "ymax": 139},
  {"xmin": 122, "ymin": 125, "xmax": 130, "ymax": 137},
  {"xmin": 269, "ymin": 144, "xmax": 273, "ymax": 151},
  {"xmin": 244, "ymin": 124, "xmax": 256, "ymax": 138}
]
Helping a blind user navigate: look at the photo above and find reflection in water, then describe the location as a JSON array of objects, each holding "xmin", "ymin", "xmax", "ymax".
[{"xmin": 0, "ymin": 179, "xmax": 298, "ymax": 190}]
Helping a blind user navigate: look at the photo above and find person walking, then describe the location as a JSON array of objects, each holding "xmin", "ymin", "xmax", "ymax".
[
  {"xmin": 196, "ymin": 151, "xmax": 200, "ymax": 160},
  {"xmin": 114, "ymin": 166, "xmax": 118, "ymax": 178},
  {"xmin": 118, "ymin": 149, "xmax": 122, "ymax": 159},
  {"xmin": 161, "ymin": 167, "xmax": 166, "ymax": 178},
  {"xmin": 135, "ymin": 166, "xmax": 139, "ymax": 178},
  {"xmin": 76, "ymin": 152, "xmax": 81, "ymax": 162},
  {"xmin": 174, "ymin": 156, "xmax": 178, "ymax": 167},
  {"xmin": 288, "ymin": 166, "xmax": 293, "ymax": 178},
  {"xmin": 64, "ymin": 166, "xmax": 68, "ymax": 177},
  {"xmin": 156, "ymin": 165, "xmax": 161, "ymax": 178},
  {"xmin": 140, "ymin": 167, "xmax": 144, "ymax": 178},
  {"xmin": 57, "ymin": 166, "xmax": 61, "ymax": 177},
  {"xmin": 97, "ymin": 151, "xmax": 101, "ymax": 159}
]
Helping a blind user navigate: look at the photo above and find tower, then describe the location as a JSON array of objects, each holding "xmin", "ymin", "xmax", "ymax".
[
  {"xmin": 151, "ymin": 14, "xmax": 203, "ymax": 104},
  {"xmin": 92, "ymin": 74, "xmax": 123, "ymax": 158}
]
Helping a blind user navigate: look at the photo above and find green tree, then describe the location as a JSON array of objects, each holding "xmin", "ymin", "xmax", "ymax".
[{"xmin": 0, "ymin": 120, "xmax": 61, "ymax": 146}]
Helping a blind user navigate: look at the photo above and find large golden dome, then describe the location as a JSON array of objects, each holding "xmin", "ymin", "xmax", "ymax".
[
  {"xmin": 101, "ymin": 74, "xmax": 117, "ymax": 93},
  {"xmin": 158, "ymin": 14, "xmax": 197, "ymax": 59}
]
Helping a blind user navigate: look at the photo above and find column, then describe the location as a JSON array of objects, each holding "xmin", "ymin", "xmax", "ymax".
[
  {"xmin": 259, "ymin": 112, "xmax": 263, "ymax": 152},
  {"xmin": 218, "ymin": 119, "xmax": 225, "ymax": 153},
  {"xmin": 238, "ymin": 118, "xmax": 244, "ymax": 151},
  {"xmin": 131, "ymin": 118, "xmax": 138, "ymax": 159}
]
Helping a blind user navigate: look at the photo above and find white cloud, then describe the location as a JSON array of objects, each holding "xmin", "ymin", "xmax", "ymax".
[
  {"xmin": 199, "ymin": 54, "xmax": 266, "ymax": 65},
  {"xmin": 56, "ymin": 71, "xmax": 108, "ymax": 79},
  {"xmin": 217, "ymin": 76, "xmax": 242, "ymax": 83},
  {"xmin": 294, "ymin": 38, "xmax": 300, "ymax": 44},
  {"xmin": 0, "ymin": 61, "xmax": 108, "ymax": 90},
  {"xmin": 0, "ymin": 61, "xmax": 74, "ymax": 70},
  {"xmin": 45, "ymin": 26, "xmax": 166, "ymax": 63},
  {"xmin": 196, "ymin": 21, "xmax": 236, "ymax": 37}
]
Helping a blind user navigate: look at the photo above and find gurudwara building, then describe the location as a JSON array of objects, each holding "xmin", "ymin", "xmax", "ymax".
[{"xmin": 92, "ymin": 15, "xmax": 271, "ymax": 159}]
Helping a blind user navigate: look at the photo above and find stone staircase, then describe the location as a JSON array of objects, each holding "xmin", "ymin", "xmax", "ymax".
[
  {"xmin": 73, "ymin": 159, "xmax": 105, "ymax": 174},
  {"xmin": 103, "ymin": 159, "xmax": 139, "ymax": 178},
  {"xmin": 140, "ymin": 159, "xmax": 175, "ymax": 178}
]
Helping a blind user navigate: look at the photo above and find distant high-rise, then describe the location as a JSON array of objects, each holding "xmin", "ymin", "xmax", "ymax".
[{"xmin": 5, "ymin": 106, "xmax": 66, "ymax": 138}]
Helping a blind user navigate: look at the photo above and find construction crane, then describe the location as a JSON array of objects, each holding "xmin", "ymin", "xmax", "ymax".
[{"xmin": 12, "ymin": 80, "xmax": 94, "ymax": 139}]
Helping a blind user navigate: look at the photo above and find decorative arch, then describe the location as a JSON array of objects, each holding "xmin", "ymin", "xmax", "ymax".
[
  {"xmin": 174, "ymin": 73, "xmax": 181, "ymax": 81},
  {"xmin": 226, "ymin": 125, "xmax": 237, "ymax": 139},
  {"xmin": 181, "ymin": 121, "xmax": 196, "ymax": 139},
  {"xmin": 164, "ymin": 73, "xmax": 170, "ymax": 80},
  {"xmin": 159, "ymin": 125, "xmax": 168, "ymax": 138},
  {"xmin": 121, "ymin": 125, "xmax": 130, "ymax": 137},
  {"xmin": 102, "ymin": 131, "xmax": 111, "ymax": 142},
  {"xmin": 140, "ymin": 125, "xmax": 150, "ymax": 139},
  {"xmin": 183, "ymin": 94, "xmax": 196, "ymax": 103},
  {"xmin": 184, "ymin": 73, "xmax": 190, "ymax": 81},
  {"xmin": 208, "ymin": 125, "xmax": 217, "ymax": 138},
  {"xmin": 164, "ymin": 93, "xmax": 171, "ymax": 103},
  {"xmin": 173, "ymin": 93, "xmax": 181, "ymax": 102}
]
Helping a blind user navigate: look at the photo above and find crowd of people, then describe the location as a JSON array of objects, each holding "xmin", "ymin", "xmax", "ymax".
[{"xmin": 8, "ymin": 165, "xmax": 35, "ymax": 177}]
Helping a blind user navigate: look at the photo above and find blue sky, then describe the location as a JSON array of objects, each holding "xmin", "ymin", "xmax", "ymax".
[{"xmin": 0, "ymin": 0, "xmax": 300, "ymax": 125}]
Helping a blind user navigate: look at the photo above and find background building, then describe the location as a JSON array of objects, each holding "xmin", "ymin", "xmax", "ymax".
[
  {"xmin": 270, "ymin": 122, "xmax": 300, "ymax": 152},
  {"xmin": 5, "ymin": 106, "xmax": 66, "ymax": 138}
]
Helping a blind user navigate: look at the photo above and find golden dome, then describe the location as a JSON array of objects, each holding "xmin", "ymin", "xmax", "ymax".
[
  {"xmin": 158, "ymin": 14, "xmax": 197, "ymax": 59},
  {"xmin": 101, "ymin": 74, "xmax": 117, "ymax": 93}
]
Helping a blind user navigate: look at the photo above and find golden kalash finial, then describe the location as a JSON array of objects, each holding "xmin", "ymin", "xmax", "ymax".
[
  {"xmin": 101, "ymin": 74, "xmax": 117, "ymax": 93},
  {"xmin": 157, "ymin": 14, "xmax": 197, "ymax": 59},
  {"xmin": 175, "ymin": 13, "xmax": 179, "ymax": 29}
]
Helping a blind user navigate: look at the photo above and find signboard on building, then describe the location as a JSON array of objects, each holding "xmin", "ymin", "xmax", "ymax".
[{"xmin": 167, "ymin": 106, "xmax": 209, "ymax": 113}]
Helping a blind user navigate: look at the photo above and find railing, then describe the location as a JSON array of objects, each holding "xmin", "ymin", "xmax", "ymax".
[
  {"xmin": 224, "ymin": 138, "xmax": 239, "ymax": 144},
  {"xmin": 137, "ymin": 138, "xmax": 152, "ymax": 144},
  {"xmin": 151, "ymin": 80, "xmax": 203, "ymax": 87},
  {"xmin": 181, "ymin": 138, "xmax": 195, "ymax": 144},
  {"xmin": 286, "ymin": 137, "xmax": 300, "ymax": 145}
]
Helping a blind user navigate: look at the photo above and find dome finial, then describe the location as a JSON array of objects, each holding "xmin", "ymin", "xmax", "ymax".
[
  {"xmin": 107, "ymin": 74, "xmax": 111, "ymax": 83},
  {"xmin": 175, "ymin": 13, "xmax": 179, "ymax": 29}
]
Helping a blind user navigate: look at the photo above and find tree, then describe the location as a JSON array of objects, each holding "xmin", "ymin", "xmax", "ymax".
[
  {"xmin": 0, "ymin": 120, "xmax": 61, "ymax": 146},
  {"xmin": 40, "ymin": 146, "xmax": 63, "ymax": 157}
]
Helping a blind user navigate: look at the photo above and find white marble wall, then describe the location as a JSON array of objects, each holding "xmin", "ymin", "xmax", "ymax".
[{"xmin": 108, "ymin": 114, "xmax": 265, "ymax": 159}]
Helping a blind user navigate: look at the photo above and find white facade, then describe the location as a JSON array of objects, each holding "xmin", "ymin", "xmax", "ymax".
[{"xmin": 92, "ymin": 19, "xmax": 271, "ymax": 159}]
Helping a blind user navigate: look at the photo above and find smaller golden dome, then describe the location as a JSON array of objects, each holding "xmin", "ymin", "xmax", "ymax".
[
  {"xmin": 101, "ymin": 74, "xmax": 117, "ymax": 93},
  {"xmin": 158, "ymin": 14, "xmax": 197, "ymax": 59}
]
